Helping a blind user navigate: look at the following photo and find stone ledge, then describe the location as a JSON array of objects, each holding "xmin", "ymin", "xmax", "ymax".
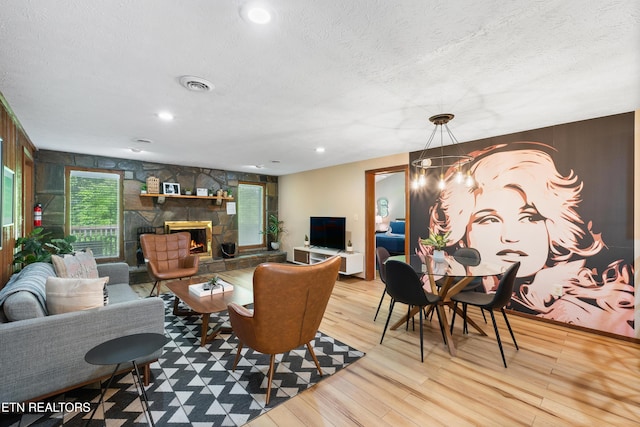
[{"xmin": 129, "ymin": 250, "xmax": 287, "ymax": 284}]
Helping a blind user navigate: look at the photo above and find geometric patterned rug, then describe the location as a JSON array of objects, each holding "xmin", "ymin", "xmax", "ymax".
[{"xmin": 4, "ymin": 294, "xmax": 365, "ymax": 426}]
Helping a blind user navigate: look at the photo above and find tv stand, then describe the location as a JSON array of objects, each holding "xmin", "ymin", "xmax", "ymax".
[{"xmin": 293, "ymin": 246, "xmax": 363, "ymax": 275}]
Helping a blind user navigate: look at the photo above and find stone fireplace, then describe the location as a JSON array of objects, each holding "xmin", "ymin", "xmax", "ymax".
[{"xmin": 165, "ymin": 220, "xmax": 213, "ymax": 258}]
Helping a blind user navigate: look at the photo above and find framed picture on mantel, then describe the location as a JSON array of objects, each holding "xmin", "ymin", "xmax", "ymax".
[{"xmin": 163, "ymin": 182, "xmax": 180, "ymax": 195}]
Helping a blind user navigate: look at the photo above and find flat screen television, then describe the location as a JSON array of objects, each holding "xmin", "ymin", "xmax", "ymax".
[{"xmin": 310, "ymin": 216, "xmax": 346, "ymax": 251}]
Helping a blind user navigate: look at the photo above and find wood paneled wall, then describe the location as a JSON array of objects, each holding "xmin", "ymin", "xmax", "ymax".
[{"xmin": 0, "ymin": 93, "xmax": 37, "ymax": 287}]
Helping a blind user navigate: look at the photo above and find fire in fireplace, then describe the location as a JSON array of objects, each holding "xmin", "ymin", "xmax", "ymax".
[{"xmin": 165, "ymin": 221, "xmax": 212, "ymax": 257}]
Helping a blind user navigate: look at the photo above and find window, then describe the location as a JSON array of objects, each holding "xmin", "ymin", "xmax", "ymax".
[
  {"xmin": 66, "ymin": 168, "xmax": 122, "ymax": 259},
  {"xmin": 237, "ymin": 182, "xmax": 265, "ymax": 248}
]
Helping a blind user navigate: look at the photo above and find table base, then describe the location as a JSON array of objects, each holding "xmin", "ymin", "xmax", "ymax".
[
  {"xmin": 172, "ymin": 296, "xmax": 232, "ymax": 346},
  {"xmin": 86, "ymin": 360, "xmax": 153, "ymax": 427}
]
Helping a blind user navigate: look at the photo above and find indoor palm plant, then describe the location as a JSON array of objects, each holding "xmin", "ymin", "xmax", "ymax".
[{"xmin": 266, "ymin": 214, "xmax": 285, "ymax": 250}]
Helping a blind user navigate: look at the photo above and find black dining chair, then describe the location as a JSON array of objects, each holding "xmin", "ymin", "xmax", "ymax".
[
  {"xmin": 380, "ymin": 260, "xmax": 445, "ymax": 362},
  {"xmin": 450, "ymin": 261, "xmax": 521, "ymax": 368},
  {"xmin": 373, "ymin": 246, "xmax": 391, "ymax": 321},
  {"xmin": 449, "ymin": 247, "xmax": 486, "ymax": 331}
]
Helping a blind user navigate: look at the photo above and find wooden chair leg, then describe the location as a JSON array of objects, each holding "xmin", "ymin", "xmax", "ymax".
[
  {"xmin": 142, "ymin": 363, "xmax": 151, "ymax": 386},
  {"xmin": 232, "ymin": 342, "xmax": 244, "ymax": 371},
  {"xmin": 149, "ymin": 281, "xmax": 159, "ymax": 297},
  {"xmin": 266, "ymin": 354, "xmax": 276, "ymax": 405},
  {"xmin": 306, "ymin": 342, "xmax": 323, "ymax": 376}
]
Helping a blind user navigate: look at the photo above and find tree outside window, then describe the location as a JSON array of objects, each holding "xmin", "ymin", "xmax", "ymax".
[{"xmin": 66, "ymin": 168, "xmax": 122, "ymax": 259}]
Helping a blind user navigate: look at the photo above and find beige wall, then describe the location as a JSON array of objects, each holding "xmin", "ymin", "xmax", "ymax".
[{"xmin": 279, "ymin": 153, "xmax": 408, "ymax": 277}]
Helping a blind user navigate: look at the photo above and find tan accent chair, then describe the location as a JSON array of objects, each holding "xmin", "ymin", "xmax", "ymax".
[
  {"xmin": 227, "ymin": 256, "xmax": 341, "ymax": 405},
  {"xmin": 140, "ymin": 232, "xmax": 200, "ymax": 296}
]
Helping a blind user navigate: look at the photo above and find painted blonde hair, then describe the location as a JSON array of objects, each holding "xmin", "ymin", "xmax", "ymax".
[{"xmin": 429, "ymin": 143, "xmax": 604, "ymax": 262}]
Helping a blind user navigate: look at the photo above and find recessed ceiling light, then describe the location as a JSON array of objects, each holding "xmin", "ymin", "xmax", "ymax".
[
  {"xmin": 130, "ymin": 147, "xmax": 142, "ymax": 153},
  {"xmin": 157, "ymin": 111, "xmax": 174, "ymax": 121},
  {"xmin": 240, "ymin": 3, "xmax": 274, "ymax": 24},
  {"xmin": 315, "ymin": 147, "xmax": 325, "ymax": 153},
  {"xmin": 247, "ymin": 7, "xmax": 271, "ymax": 24},
  {"xmin": 133, "ymin": 138, "xmax": 153, "ymax": 144}
]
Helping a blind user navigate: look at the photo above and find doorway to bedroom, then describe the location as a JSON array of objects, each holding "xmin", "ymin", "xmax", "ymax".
[{"xmin": 364, "ymin": 165, "xmax": 409, "ymax": 281}]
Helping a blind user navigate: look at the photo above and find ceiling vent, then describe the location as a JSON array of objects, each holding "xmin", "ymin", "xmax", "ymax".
[{"xmin": 179, "ymin": 75, "xmax": 214, "ymax": 92}]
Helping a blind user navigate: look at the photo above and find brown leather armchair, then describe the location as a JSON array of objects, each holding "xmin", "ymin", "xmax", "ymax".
[
  {"xmin": 140, "ymin": 232, "xmax": 200, "ymax": 296},
  {"xmin": 227, "ymin": 255, "xmax": 341, "ymax": 404}
]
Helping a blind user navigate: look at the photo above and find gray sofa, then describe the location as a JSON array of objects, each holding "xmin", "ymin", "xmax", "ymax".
[{"xmin": 0, "ymin": 262, "xmax": 165, "ymax": 403}]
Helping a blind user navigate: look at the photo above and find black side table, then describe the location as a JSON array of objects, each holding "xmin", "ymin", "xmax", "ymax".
[{"xmin": 84, "ymin": 333, "xmax": 168, "ymax": 426}]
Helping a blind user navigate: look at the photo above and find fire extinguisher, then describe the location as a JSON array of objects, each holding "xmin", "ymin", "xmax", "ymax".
[{"xmin": 34, "ymin": 203, "xmax": 42, "ymax": 227}]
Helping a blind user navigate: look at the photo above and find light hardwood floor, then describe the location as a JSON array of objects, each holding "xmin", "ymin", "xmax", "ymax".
[{"xmin": 133, "ymin": 269, "xmax": 640, "ymax": 426}]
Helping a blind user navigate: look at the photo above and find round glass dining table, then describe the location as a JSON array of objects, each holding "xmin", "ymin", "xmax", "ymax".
[{"xmin": 386, "ymin": 253, "xmax": 505, "ymax": 357}]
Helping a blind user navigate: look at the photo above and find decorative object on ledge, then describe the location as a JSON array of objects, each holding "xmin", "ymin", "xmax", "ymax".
[
  {"xmin": 196, "ymin": 188, "xmax": 208, "ymax": 196},
  {"xmin": 411, "ymin": 113, "xmax": 474, "ymax": 190},
  {"xmin": 146, "ymin": 176, "xmax": 159, "ymax": 194},
  {"xmin": 346, "ymin": 240, "xmax": 353, "ymax": 253},
  {"xmin": 163, "ymin": 182, "xmax": 180, "ymax": 195},
  {"xmin": 304, "ymin": 235, "xmax": 309, "ymax": 247}
]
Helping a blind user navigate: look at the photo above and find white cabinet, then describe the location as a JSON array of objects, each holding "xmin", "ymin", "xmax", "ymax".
[{"xmin": 293, "ymin": 246, "xmax": 363, "ymax": 275}]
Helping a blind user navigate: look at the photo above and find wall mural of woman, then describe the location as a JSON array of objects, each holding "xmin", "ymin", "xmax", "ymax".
[
  {"xmin": 427, "ymin": 142, "xmax": 634, "ymax": 337},
  {"xmin": 410, "ymin": 112, "xmax": 636, "ymax": 338}
]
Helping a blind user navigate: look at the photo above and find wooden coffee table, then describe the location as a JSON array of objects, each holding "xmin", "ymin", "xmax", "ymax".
[{"xmin": 165, "ymin": 277, "xmax": 253, "ymax": 346}]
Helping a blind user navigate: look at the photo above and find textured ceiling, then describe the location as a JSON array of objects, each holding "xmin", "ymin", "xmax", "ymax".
[{"xmin": 1, "ymin": 1, "xmax": 638, "ymax": 175}]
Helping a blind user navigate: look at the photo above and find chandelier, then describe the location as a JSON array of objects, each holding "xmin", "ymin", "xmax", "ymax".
[{"xmin": 411, "ymin": 113, "xmax": 474, "ymax": 190}]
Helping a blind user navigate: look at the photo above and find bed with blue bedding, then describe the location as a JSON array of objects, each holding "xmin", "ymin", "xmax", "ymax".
[{"xmin": 375, "ymin": 220, "xmax": 405, "ymax": 254}]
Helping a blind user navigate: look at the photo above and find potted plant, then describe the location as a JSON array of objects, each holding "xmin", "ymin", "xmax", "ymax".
[
  {"xmin": 184, "ymin": 188, "xmax": 192, "ymax": 195},
  {"xmin": 266, "ymin": 214, "xmax": 284, "ymax": 250},
  {"xmin": 421, "ymin": 230, "xmax": 450, "ymax": 262},
  {"xmin": 304, "ymin": 234, "xmax": 310, "ymax": 247},
  {"xmin": 140, "ymin": 183, "xmax": 147, "ymax": 194},
  {"xmin": 13, "ymin": 227, "xmax": 77, "ymax": 271},
  {"xmin": 346, "ymin": 239, "xmax": 353, "ymax": 253}
]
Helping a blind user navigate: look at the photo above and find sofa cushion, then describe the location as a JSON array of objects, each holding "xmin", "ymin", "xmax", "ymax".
[
  {"xmin": 106, "ymin": 283, "xmax": 140, "ymax": 304},
  {"xmin": 51, "ymin": 249, "xmax": 99, "ymax": 279},
  {"xmin": 387, "ymin": 221, "xmax": 405, "ymax": 235},
  {"xmin": 45, "ymin": 276, "xmax": 109, "ymax": 315}
]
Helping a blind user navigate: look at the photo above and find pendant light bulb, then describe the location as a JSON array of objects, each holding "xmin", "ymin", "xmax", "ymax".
[
  {"xmin": 438, "ymin": 176, "xmax": 446, "ymax": 190},
  {"xmin": 455, "ymin": 170, "xmax": 463, "ymax": 183},
  {"xmin": 465, "ymin": 174, "xmax": 474, "ymax": 187}
]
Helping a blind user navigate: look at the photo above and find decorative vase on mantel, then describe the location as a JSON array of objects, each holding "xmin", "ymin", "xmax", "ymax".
[{"xmin": 271, "ymin": 241, "xmax": 280, "ymax": 250}]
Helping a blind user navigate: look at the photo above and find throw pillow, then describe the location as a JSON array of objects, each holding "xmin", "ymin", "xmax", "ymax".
[
  {"xmin": 51, "ymin": 249, "xmax": 99, "ymax": 279},
  {"xmin": 45, "ymin": 276, "xmax": 109, "ymax": 315}
]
